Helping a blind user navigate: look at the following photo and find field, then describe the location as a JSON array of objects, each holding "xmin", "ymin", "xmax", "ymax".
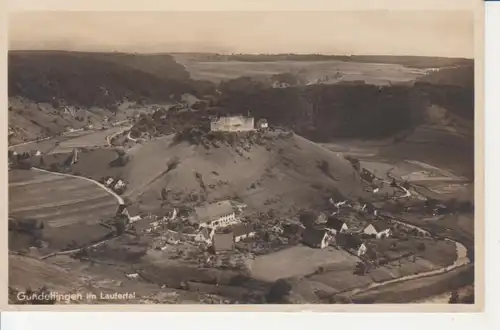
[
  {"xmin": 248, "ymin": 245, "xmax": 359, "ymax": 282},
  {"xmin": 174, "ymin": 58, "xmax": 430, "ymax": 85},
  {"xmin": 9, "ymin": 169, "xmax": 119, "ymax": 251}
]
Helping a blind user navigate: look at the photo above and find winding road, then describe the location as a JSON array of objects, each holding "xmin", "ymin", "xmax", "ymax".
[
  {"xmin": 338, "ymin": 165, "xmax": 472, "ymax": 300},
  {"xmin": 345, "ymin": 217, "xmax": 470, "ymax": 298}
]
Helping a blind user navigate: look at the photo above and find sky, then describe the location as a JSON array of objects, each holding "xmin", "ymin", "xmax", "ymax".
[{"xmin": 8, "ymin": 11, "xmax": 475, "ymax": 58}]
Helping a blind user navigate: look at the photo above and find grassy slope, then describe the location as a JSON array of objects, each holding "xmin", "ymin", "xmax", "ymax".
[{"xmin": 57, "ymin": 133, "xmax": 369, "ymax": 216}]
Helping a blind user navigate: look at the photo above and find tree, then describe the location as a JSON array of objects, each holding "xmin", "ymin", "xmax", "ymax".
[
  {"xmin": 449, "ymin": 291, "xmax": 459, "ymax": 304},
  {"xmin": 114, "ymin": 215, "xmax": 127, "ymax": 236},
  {"xmin": 266, "ymin": 279, "xmax": 292, "ymax": 303},
  {"xmin": 354, "ymin": 261, "xmax": 367, "ymax": 275},
  {"xmin": 299, "ymin": 210, "xmax": 316, "ymax": 228},
  {"xmin": 329, "ymin": 295, "xmax": 353, "ymax": 304}
]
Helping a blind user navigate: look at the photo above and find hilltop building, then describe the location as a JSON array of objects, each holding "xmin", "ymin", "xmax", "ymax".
[{"xmin": 210, "ymin": 116, "xmax": 255, "ymax": 132}]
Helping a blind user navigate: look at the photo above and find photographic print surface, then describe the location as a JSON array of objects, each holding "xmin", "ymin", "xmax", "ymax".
[{"xmin": 6, "ymin": 10, "xmax": 476, "ymax": 306}]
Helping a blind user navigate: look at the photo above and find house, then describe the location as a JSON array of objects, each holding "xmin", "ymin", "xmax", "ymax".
[
  {"xmin": 256, "ymin": 118, "xmax": 269, "ymax": 129},
  {"xmin": 272, "ymin": 81, "xmax": 290, "ymax": 89},
  {"xmin": 105, "ymin": 177, "xmax": 114, "ymax": 187},
  {"xmin": 230, "ymin": 223, "xmax": 256, "ymax": 243},
  {"xmin": 325, "ymin": 216, "xmax": 349, "ymax": 234},
  {"xmin": 362, "ymin": 221, "xmax": 392, "ymax": 239},
  {"xmin": 113, "ymin": 180, "xmax": 126, "ymax": 191},
  {"xmin": 166, "ymin": 232, "xmax": 183, "ymax": 245},
  {"xmin": 212, "ymin": 232, "xmax": 235, "ymax": 253},
  {"xmin": 361, "ymin": 168, "xmax": 376, "ymax": 183},
  {"xmin": 357, "ymin": 242, "xmax": 368, "ymax": 257},
  {"xmin": 315, "ymin": 212, "xmax": 328, "ymax": 225},
  {"xmin": 194, "ymin": 227, "xmax": 214, "ymax": 244},
  {"xmin": 339, "ymin": 234, "xmax": 368, "ymax": 257},
  {"xmin": 302, "ymin": 228, "xmax": 332, "ymax": 249},
  {"xmin": 189, "ymin": 200, "xmax": 238, "ymax": 229}
]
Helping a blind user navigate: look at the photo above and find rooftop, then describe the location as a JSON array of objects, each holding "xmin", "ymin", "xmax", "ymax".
[
  {"xmin": 212, "ymin": 232, "xmax": 235, "ymax": 252},
  {"xmin": 371, "ymin": 220, "xmax": 392, "ymax": 232},
  {"xmin": 192, "ymin": 200, "xmax": 235, "ymax": 224},
  {"xmin": 302, "ymin": 228, "xmax": 327, "ymax": 246},
  {"xmin": 230, "ymin": 223, "xmax": 255, "ymax": 237},
  {"xmin": 326, "ymin": 216, "xmax": 346, "ymax": 231}
]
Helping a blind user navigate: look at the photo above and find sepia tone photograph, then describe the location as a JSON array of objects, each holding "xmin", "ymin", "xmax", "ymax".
[{"xmin": 6, "ymin": 9, "xmax": 478, "ymax": 307}]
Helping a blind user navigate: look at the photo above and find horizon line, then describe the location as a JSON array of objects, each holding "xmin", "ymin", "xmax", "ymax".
[{"xmin": 7, "ymin": 49, "xmax": 474, "ymax": 60}]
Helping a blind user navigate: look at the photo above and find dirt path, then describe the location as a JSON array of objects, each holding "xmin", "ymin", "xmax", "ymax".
[
  {"xmin": 32, "ymin": 168, "xmax": 124, "ymax": 205},
  {"xmin": 9, "ymin": 137, "xmax": 52, "ymax": 149},
  {"xmin": 39, "ymin": 236, "xmax": 114, "ymax": 260},
  {"xmin": 106, "ymin": 126, "xmax": 133, "ymax": 146}
]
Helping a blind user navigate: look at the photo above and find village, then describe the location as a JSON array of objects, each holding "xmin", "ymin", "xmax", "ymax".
[
  {"xmin": 76, "ymin": 113, "xmax": 458, "ymax": 281},
  {"xmin": 8, "ymin": 106, "xmax": 471, "ymax": 304}
]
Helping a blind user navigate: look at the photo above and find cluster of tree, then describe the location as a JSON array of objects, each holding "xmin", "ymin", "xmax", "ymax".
[
  {"xmin": 265, "ymin": 279, "xmax": 292, "ymax": 303},
  {"xmin": 216, "ymin": 82, "xmax": 427, "ymax": 141},
  {"xmin": 109, "ymin": 154, "xmax": 129, "ymax": 167}
]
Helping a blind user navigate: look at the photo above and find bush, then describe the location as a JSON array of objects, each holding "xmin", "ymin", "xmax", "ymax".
[
  {"xmin": 299, "ymin": 210, "xmax": 316, "ymax": 228},
  {"xmin": 266, "ymin": 279, "xmax": 292, "ymax": 303}
]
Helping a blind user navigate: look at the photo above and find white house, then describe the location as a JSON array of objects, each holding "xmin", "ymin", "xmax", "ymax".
[
  {"xmin": 363, "ymin": 221, "xmax": 392, "ymax": 239},
  {"xmin": 256, "ymin": 119, "xmax": 269, "ymax": 129},
  {"xmin": 230, "ymin": 223, "xmax": 256, "ymax": 243},
  {"xmin": 357, "ymin": 243, "xmax": 368, "ymax": 257},
  {"xmin": 189, "ymin": 200, "xmax": 239, "ymax": 229},
  {"xmin": 114, "ymin": 180, "xmax": 126, "ymax": 191},
  {"xmin": 105, "ymin": 177, "xmax": 114, "ymax": 187}
]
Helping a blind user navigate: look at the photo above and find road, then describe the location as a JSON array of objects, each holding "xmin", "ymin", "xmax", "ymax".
[
  {"xmin": 341, "ymin": 190, "xmax": 471, "ymax": 300},
  {"xmin": 32, "ymin": 167, "xmax": 124, "ymax": 205}
]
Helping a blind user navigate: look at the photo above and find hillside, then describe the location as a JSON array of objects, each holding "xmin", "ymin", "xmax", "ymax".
[
  {"xmin": 416, "ymin": 63, "xmax": 474, "ymax": 89},
  {"xmin": 9, "ymin": 51, "xmax": 473, "ymax": 145},
  {"xmin": 8, "ymin": 51, "xmax": 217, "ymax": 143},
  {"xmin": 40, "ymin": 132, "xmax": 371, "ymax": 216},
  {"xmin": 9, "ymin": 51, "xmax": 216, "ymax": 107}
]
